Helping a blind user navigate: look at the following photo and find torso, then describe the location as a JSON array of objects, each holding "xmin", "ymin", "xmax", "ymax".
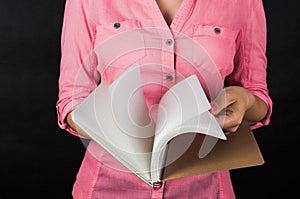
[{"xmin": 156, "ymin": 0, "xmax": 184, "ymax": 26}]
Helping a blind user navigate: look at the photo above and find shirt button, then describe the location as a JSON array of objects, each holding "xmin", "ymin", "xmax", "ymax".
[
  {"xmin": 214, "ymin": 27, "xmax": 221, "ymax": 34},
  {"xmin": 166, "ymin": 39, "xmax": 173, "ymax": 46},
  {"xmin": 113, "ymin": 22, "xmax": 121, "ymax": 29},
  {"xmin": 166, "ymin": 74, "xmax": 173, "ymax": 81}
]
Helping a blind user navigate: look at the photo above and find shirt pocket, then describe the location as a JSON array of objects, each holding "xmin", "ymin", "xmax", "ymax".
[
  {"xmin": 94, "ymin": 20, "xmax": 146, "ymax": 83},
  {"xmin": 192, "ymin": 25, "xmax": 237, "ymax": 78}
]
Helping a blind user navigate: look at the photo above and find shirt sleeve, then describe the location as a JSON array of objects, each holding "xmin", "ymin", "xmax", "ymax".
[
  {"xmin": 225, "ymin": 0, "xmax": 273, "ymax": 129},
  {"xmin": 56, "ymin": 0, "xmax": 100, "ymax": 136}
]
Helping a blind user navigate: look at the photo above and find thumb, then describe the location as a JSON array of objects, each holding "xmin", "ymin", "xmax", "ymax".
[
  {"xmin": 210, "ymin": 91, "xmax": 227, "ymax": 115},
  {"xmin": 210, "ymin": 102, "xmax": 220, "ymax": 115}
]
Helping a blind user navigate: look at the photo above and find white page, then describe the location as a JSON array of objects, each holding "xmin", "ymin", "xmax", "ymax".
[
  {"xmin": 109, "ymin": 62, "xmax": 154, "ymax": 139},
  {"xmin": 150, "ymin": 75, "xmax": 226, "ymax": 183},
  {"xmin": 72, "ymin": 62, "xmax": 155, "ymax": 183}
]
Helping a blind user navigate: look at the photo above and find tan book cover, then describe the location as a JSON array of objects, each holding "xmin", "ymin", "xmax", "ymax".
[{"xmin": 163, "ymin": 124, "xmax": 264, "ymax": 181}]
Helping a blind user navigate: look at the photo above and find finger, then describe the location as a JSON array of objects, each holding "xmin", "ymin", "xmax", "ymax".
[
  {"xmin": 214, "ymin": 108, "xmax": 243, "ymax": 131},
  {"xmin": 210, "ymin": 89, "xmax": 234, "ymax": 115},
  {"xmin": 214, "ymin": 112, "xmax": 226, "ymax": 127},
  {"xmin": 224, "ymin": 131, "xmax": 231, "ymax": 136},
  {"xmin": 223, "ymin": 125, "xmax": 240, "ymax": 134}
]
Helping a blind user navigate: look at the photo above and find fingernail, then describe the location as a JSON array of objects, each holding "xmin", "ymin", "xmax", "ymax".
[{"xmin": 211, "ymin": 104, "xmax": 217, "ymax": 112}]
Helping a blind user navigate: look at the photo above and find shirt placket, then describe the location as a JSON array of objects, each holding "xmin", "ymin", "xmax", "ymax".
[
  {"xmin": 161, "ymin": 36, "xmax": 176, "ymax": 94},
  {"xmin": 151, "ymin": 181, "xmax": 165, "ymax": 199},
  {"xmin": 145, "ymin": 1, "xmax": 192, "ymax": 198}
]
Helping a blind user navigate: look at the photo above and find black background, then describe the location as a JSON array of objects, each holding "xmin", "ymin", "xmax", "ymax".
[{"xmin": 0, "ymin": 0, "xmax": 299, "ymax": 198}]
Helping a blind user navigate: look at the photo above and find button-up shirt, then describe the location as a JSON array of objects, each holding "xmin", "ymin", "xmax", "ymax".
[{"xmin": 56, "ymin": 0, "xmax": 272, "ymax": 198}]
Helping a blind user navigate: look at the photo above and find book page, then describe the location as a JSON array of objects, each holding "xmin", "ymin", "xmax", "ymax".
[
  {"xmin": 150, "ymin": 75, "xmax": 226, "ymax": 183},
  {"xmin": 71, "ymin": 62, "xmax": 155, "ymax": 184}
]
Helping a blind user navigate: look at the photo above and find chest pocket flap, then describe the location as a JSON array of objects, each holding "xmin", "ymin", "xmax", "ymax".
[
  {"xmin": 192, "ymin": 25, "xmax": 237, "ymax": 77},
  {"xmin": 94, "ymin": 20, "xmax": 146, "ymax": 71}
]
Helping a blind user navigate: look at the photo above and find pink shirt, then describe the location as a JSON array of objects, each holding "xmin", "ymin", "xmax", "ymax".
[{"xmin": 56, "ymin": 0, "xmax": 272, "ymax": 198}]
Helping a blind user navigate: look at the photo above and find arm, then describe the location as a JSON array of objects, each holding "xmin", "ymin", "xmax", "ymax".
[
  {"xmin": 56, "ymin": 0, "xmax": 99, "ymax": 138},
  {"xmin": 211, "ymin": 0, "xmax": 272, "ymax": 134}
]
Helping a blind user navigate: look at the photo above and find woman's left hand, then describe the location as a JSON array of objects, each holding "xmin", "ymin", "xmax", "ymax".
[{"xmin": 210, "ymin": 86, "xmax": 256, "ymax": 135}]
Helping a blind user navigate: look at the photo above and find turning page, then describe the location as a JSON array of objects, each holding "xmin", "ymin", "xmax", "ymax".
[
  {"xmin": 71, "ymin": 62, "xmax": 155, "ymax": 185},
  {"xmin": 150, "ymin": 75, "xmax": 226, "ymax": 183}
]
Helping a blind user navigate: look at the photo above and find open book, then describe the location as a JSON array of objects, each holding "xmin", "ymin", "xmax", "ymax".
[{"xmin": 71, "ymin": 62, "xmax": 264, "ymax": 188}]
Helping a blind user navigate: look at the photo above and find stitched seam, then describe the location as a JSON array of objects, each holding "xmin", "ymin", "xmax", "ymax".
[
  {"xmin": 83, "ymin": 0, "xmax": 98, "ymax": 87},
  {"xmin": 218, "ymin": 172, "xmax": 225, "ymax": 199},
  {"xmin": 87, "ymin": 161, "xmax": 102, "ymax": 199},
  {"xmin": 240, "ymin": 0, "xmax": 255, "ymax": 87}
]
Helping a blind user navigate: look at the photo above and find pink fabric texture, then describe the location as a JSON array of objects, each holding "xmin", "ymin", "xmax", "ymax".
[{"xmin": 56, "ymin": 0, "xmax": 272, "ymax": 198}]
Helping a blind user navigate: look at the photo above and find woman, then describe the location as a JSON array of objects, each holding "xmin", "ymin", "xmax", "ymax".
[{"xmin": 56, "ymin": 0, "xmax": 272, "ymax": 198}]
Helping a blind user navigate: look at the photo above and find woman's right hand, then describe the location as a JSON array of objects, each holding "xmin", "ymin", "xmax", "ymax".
[{"xmin": 66, "ymin": 113, "xmax": 92, "ymax": 139}]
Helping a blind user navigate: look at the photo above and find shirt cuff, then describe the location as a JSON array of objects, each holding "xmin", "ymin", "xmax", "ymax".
[
  {"xmin": 56, "ymin": 101, "xmax": 86, "ymax": 138},
  {"xmin": 249, "ymin": 91, "xmax": 273, "ymax": 130}
]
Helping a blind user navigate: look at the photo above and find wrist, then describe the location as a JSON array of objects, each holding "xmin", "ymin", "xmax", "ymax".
[{"xmin": 245, "ymin": 90, "xmax": 256, "ymax": 111}]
